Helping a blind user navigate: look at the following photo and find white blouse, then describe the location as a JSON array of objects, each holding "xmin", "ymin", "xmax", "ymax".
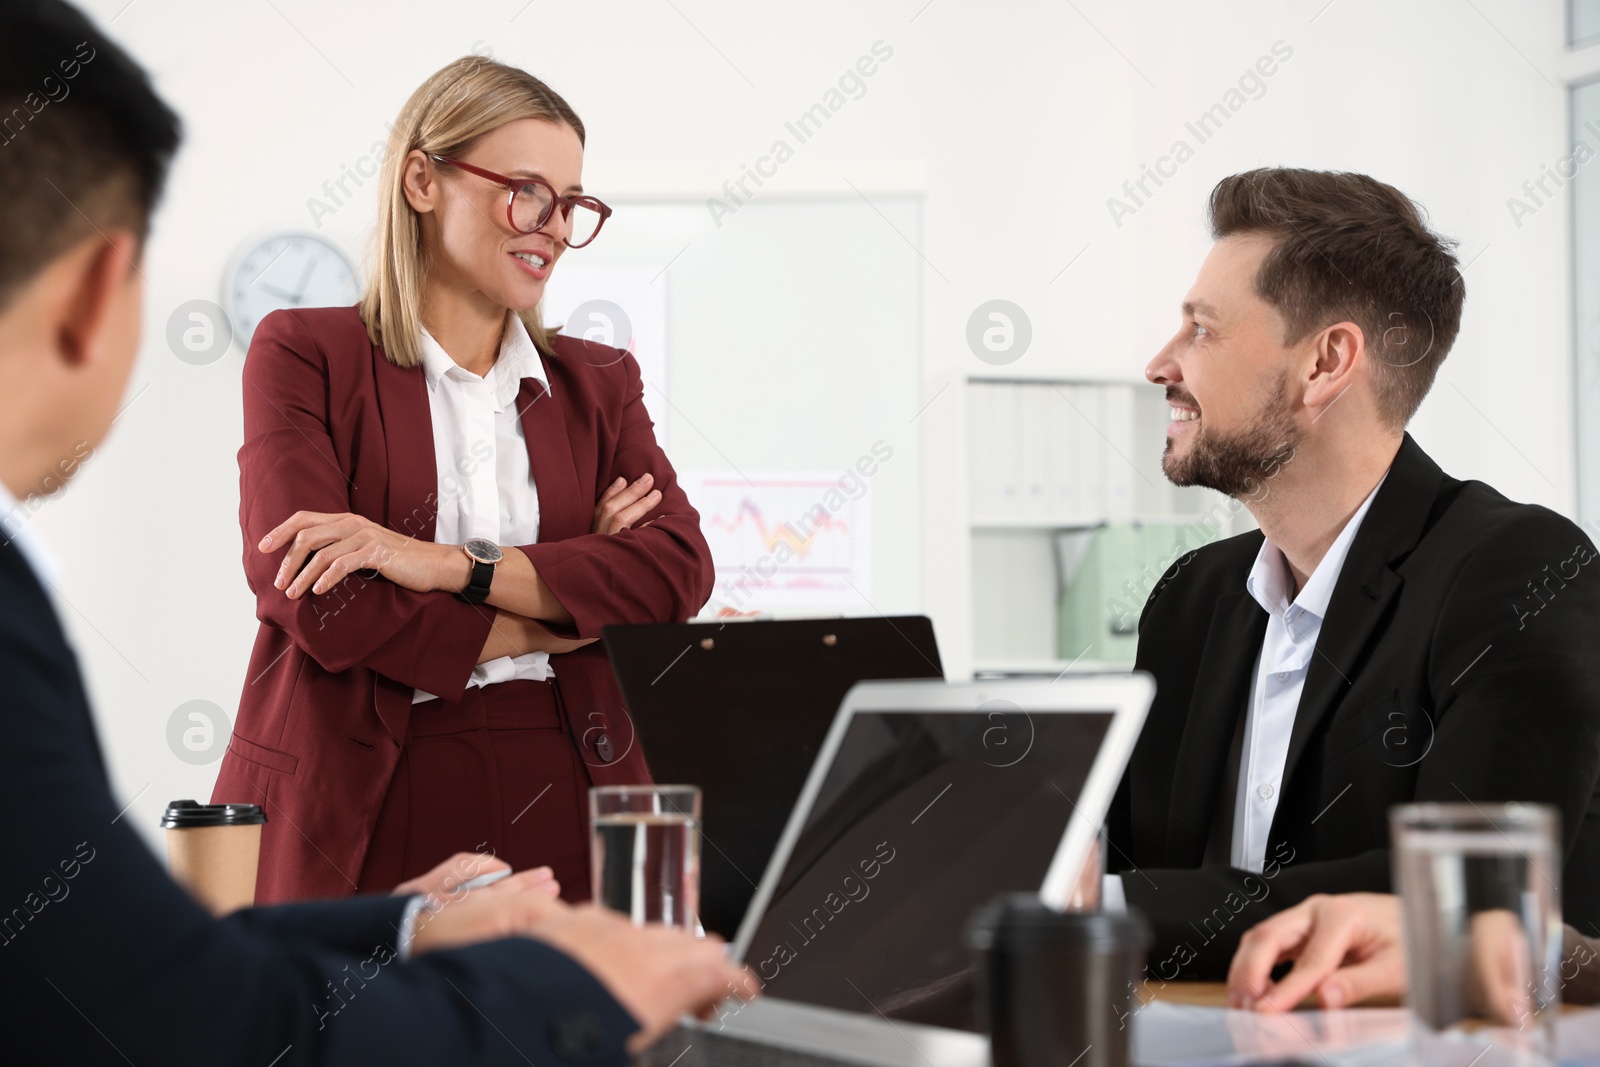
[{"xmin": 411, "ymin": 314, "xmax": 554, "ymax": 705}]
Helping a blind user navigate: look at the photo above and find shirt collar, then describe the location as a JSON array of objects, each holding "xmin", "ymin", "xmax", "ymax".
[
  {"xmin": 419, "ymin": 313, "xmax": 551, "ymax": 411},
  {"xmin": 0, "ymin": 478, "xmax": 61, "ymax": 589},
  {"xmin": 1246, "ymin": 471, "xmax": 1389, "ymax": 628}
]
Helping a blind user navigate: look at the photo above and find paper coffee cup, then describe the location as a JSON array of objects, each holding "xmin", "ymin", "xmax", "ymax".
[{"xmin": 161, "ymin": 800, "xmax": 266, "ymax": 915}]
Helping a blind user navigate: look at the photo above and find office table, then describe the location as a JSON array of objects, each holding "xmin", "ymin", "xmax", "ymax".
[
  {"xmin": 1142, "ymin": 982, "xmax": 1231, "ymax": 1008},
  {"xmin": 1143, "ymin": 981, "xmax": 1584, "ymax": 1013}
]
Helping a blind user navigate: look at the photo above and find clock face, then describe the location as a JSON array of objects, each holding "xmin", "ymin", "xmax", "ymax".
[{"xmin": 226, "ymin": 232, "xmax": 361, "ymax": 346}]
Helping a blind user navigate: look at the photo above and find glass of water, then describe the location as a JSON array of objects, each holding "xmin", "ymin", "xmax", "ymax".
[
  {"xmin": 1392, "ymin": 803, "xmax": 1562, "ymax": 1067},
  {"xmin": 590, "ymin": 784, "xmax": 701, "ymax": 931}
]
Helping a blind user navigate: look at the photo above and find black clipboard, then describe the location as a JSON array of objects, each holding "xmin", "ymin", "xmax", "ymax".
[{"xmin": 600, "ymin": 616, "xmax": 944, "ymax": 938}]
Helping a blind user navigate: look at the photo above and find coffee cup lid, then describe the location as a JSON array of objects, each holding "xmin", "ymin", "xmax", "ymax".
[
  {"xmin": 160, "ymin": 799, "xmax": 267, "ymax": 828},
  {"xmin": 967, "ymin": 893, "xmax": 1151, "ymax": 953}
]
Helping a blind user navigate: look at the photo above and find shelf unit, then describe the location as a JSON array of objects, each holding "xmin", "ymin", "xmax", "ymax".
[{"xmin": 964, "ymin": 376, "xmax": 1240, "ymax": 676}]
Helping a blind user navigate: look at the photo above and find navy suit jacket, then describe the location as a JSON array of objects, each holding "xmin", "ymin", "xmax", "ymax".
[{"xmin": 0, "ymin": 535, "xmax": 639, "ymax": 1065}]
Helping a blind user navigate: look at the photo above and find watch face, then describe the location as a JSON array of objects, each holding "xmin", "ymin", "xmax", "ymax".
[{"xmin": 464, "ymin": 538, "xmax": 503, "ymax": 565}]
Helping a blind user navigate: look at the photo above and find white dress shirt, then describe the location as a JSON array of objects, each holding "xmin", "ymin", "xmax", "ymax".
[
  {"xmin": 1228, "ymin": 474, "xmax": 1387, "ymax": 872},
  {"xmin": 411, "ymin": 314, "xmax": 554, "ymax": 705},
  {"xmin": 0, "ymin": 479, "xmax": 61, "ymax": 589}
]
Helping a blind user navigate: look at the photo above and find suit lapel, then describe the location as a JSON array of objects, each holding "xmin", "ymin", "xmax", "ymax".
[
  {"xmin": 515, "ymin": 376, "xmax": 587, "ymax": 542},
  {"xmin": 369, "ymin": 343, "xmax": 438, "ymax": 744},
  {"xmin": 1165, "ymin": 588, "xmax": 1268, "ymax": 864},
  {"xmin": 1276, "ymin": 570, "xmax": 1401, "ymax": 798},
  {"xmin": 371, "ymin": 346, "xmax": 439, "ymax": 539},
  {"xmin": 1275, "ymin": 433, "xmax": 1445, "ymax": 799}
]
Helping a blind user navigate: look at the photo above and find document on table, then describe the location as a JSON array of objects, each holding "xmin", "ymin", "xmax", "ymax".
[
  {"xmin": 1132, "ymin": 1002, "xmax": 1410, "ymax": 1067},
  {"xmin": 1134, "ymin": 1002, "xmax": 1600, "ymax": 1067}
]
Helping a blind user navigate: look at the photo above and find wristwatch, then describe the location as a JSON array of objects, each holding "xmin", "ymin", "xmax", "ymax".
[{"xmin": 457, "ymin": 538, "xmax": 503, "ymax": 605}]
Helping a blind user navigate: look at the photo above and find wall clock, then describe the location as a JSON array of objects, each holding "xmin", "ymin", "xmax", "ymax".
[{"xmin": 224, "ymin": 231, "xmax": 361, "ymax": 347}]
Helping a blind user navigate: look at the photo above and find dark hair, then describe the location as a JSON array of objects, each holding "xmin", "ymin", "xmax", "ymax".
[
  {"xmin": 1208, "ymin": 168, "xmax": 1463, "ymax": 428},
  {"xmin": 0, "ymin": 0, "xmax": 182, "ymax": 308}
]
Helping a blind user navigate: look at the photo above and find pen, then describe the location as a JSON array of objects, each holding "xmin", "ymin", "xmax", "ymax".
[{"xmin": 457, "ymin": 868, "xmax": 513, "ymax": 892}]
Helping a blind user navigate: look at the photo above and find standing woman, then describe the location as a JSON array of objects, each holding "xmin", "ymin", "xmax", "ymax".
[{"xmin": 212, "ymin": 57, "xmax": 713, "ymax": 904}]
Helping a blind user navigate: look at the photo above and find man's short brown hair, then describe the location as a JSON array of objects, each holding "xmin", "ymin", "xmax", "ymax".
[{"xmin": 1208, "ymin": 168, "xmax": 1463, "ymax": 428}]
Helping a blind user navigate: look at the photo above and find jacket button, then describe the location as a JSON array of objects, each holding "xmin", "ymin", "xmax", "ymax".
[{"xmin": 594, "ymin": 733, "xmax": 615, "ymax": 763}]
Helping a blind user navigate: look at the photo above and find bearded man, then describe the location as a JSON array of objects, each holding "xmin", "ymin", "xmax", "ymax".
[{"xmin": 1103, "ymin": 167, "xmax": 1600, "ymax": 980}]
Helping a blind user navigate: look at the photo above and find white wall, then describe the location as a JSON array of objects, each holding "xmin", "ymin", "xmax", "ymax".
[{"xmin": 39, "ymin": 0, "xmax": 1573, "ymax": 847}]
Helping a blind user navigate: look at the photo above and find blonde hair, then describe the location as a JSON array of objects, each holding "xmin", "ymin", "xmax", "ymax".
[{"xmin": 359, "ymin": 56, "xmax": 585, "ymax": 367}]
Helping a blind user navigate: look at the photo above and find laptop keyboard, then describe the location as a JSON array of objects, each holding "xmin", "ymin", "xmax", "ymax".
[{"xmin": 634, "ymin": 1025, "xmax": 863, "ymax": 1067}]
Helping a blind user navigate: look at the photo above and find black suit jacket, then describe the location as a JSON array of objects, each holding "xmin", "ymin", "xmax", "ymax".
[
  {"xmin": 1108, "ymin": 434, "xmax": 1600, "ymax": 979},
  {"xmin": 0, "ymin": 535, "xmax": 639, "ymax": 1065}
]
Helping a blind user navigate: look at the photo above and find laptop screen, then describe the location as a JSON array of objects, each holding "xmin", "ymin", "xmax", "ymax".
[{"xmin": 740, "ymin": 706, "xmax": 1116, "ymax": 1033}]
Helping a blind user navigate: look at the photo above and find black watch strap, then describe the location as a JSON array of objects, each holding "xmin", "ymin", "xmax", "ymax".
[{"xmin": 456, "ymin": 559, "xmax": 495, "ymax": 605}]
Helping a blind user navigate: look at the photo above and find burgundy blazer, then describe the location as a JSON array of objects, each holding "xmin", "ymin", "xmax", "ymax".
[{"xmin": 211, "ymin": 305, "xmax": 714, "ymax": 904}]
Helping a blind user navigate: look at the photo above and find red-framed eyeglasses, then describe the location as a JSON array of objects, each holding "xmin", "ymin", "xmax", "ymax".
[{"xmin": 430, "ymin": 154, "xmax": 612, "ymax": 249}]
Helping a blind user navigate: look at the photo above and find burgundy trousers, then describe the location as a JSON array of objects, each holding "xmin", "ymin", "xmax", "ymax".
[{"xmin": 355, "ymin": 678, "xmax": 593, "ymax": 901}]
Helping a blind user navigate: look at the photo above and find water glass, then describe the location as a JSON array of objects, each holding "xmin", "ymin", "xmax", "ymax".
[
  {"xmin": 1392, "ymin": 802, "xmax": 1562, "ymax": 1067},
  {"xmin": 590, "ymin": 784, "xmax": 701, "ymax": 931}
]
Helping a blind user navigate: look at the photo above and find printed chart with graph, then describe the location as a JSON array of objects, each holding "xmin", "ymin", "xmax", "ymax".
[{"xmin": 684, "ymin": 471, "xmax": 875, "ymax": 614}]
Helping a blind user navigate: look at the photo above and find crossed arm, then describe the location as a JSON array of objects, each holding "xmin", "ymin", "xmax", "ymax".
[{"xmin": 257, "ymin": 472, "xmax": 662, "ymax": 663}]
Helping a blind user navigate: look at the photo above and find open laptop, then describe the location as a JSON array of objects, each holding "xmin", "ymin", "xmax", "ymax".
[
  {"xmin": 602, "ymin": 616, "xmax": 944, "ymax": 938},
  {"xmin": 635, "ymin": 673, "xmax": 1155, "ymax": 1067}
]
